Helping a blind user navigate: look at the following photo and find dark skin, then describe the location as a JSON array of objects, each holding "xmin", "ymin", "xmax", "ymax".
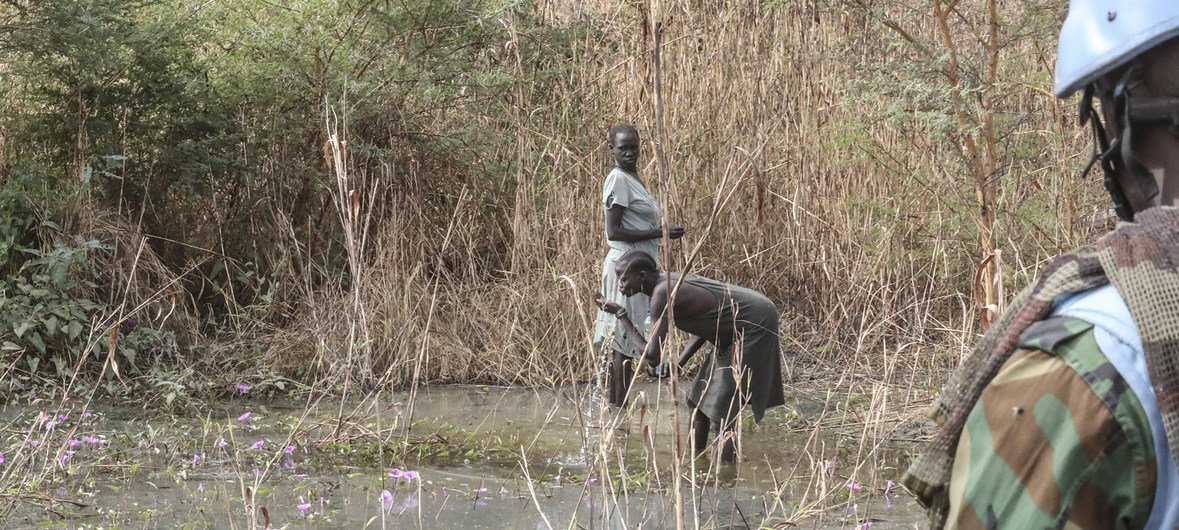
[
  {"xmin": 604, "ymin": 129, "xmax": 686, "ymax": 242},
  {"xmin": 1098, "ymin": 37, "xmax": 1179, "ymax": 212},
  {"xmin": 607, "ymin": 264, "xmax": 737, "ymax": 461}
]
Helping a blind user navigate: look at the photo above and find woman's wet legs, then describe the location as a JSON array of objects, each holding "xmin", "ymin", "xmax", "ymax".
[
  {"xmin": 692, "ymin": 409, "xmax": 710, "ymax": 457},
  {"xmin": 692, "ymin": 409, "xmax": 737, "ymax": 462},
  {"xmin": 607, "ymin": 350, "xmax": 634, "ymax": 407}
]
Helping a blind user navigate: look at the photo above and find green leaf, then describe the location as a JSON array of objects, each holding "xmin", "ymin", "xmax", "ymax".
[
  {"xmin": 67, "ymin": 321, "xmax": 82, "ymax": 340},
  {"xmin": 45, "ymin": 315, "xmax": 58, "ymax": 336},
  {"xmin": 121, "ymin": 346, "xmax": 136, "ymax": 368},
  {"xmin": 52, "ymin": 264, "xmax": 67, "ymax": 286},
  {"xmin": 13, "ymin": 321, "xmax": 29, "ymax": 338},
  {"xmin": 102, "ymin": 154, "xmax": 127, "ymax": 168},
  {"xmin": 28, "ymin": 332, "xmax": 45, "ymax": 353},
  {"xmin": 1, "ymin": 341, "xmax": 21, "ymax": 351}
]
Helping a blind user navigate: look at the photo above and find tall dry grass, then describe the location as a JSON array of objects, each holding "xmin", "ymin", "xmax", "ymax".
[
  {"xmin": 0, "ymin": 1, "xmax": 1119, "ymax": 526},
  {"xmin": 253, "ymin": 4, "xmax": 1111, "ymax": 524},
  {"xmin": 251, "ymin": 0, "xmax": 1102, "ymax": 394}
]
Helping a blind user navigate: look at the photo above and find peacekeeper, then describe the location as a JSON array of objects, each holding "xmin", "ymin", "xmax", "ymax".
[{"xmin": 903, "ymin": 1, "xmax": 1179, "ymax": 528}]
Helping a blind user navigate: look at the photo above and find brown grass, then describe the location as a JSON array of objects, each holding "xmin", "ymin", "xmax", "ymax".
[{"xmin": 248, "ymin": 0, "xmax": 1102, "ymax": 394}]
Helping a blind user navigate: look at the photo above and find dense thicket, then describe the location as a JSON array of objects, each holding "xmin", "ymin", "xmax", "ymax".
[{"xmin": 0, "ymin": 0, "xmax": 1106, "ymax": 399}]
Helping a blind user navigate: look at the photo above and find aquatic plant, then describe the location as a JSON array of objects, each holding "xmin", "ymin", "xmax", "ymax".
[
  {"xmin": 379, "ymin": 489, "xmax": 394, "ymax": 511},
  {"xmin": 388, "ymin": 468, "xmax": 419, "ymax": 481}
]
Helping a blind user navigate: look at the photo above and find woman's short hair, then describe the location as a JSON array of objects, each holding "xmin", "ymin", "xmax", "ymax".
[
  {"xmin": 617, "ymin": 250, "xmax": 657, "ymax": 274},
  {"xmin": 607, "ymin": 123, "xmax": 639, "ymax": 146}
]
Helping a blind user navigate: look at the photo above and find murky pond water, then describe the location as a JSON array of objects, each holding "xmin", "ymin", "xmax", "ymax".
[{"xmin": 0, "ymin": 380, "xmax": 926, "ymax": 528}]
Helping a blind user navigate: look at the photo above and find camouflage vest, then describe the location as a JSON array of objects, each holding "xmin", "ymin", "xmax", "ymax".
[{"xmin": 903, "ymin": 206, "xmax": 1179, "ymax": 528}]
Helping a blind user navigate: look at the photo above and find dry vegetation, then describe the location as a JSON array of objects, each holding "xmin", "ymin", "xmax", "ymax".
[
  {"xmin": 277, "ymin": 0, "xmax": 1105, "ymax": 391},
  {"xmin": 0, "ymin": 0, "xmax": 1110, "ymax": 427},
  {"xmin": 0, "ymin": 2, "xmax": 1124, "ymax": 525}
]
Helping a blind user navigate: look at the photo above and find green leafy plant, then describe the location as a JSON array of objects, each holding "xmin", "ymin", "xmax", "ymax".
[{"xmin": 0, "ymin": 238, "xmax": 105, "ymax": 365}]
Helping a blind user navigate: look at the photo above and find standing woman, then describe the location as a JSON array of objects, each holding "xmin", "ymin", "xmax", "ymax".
[{"xmin": 593, "ymin": 123, "xmax": 684, "ymax": 408}]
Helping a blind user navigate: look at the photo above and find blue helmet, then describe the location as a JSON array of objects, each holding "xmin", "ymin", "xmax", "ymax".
[{"xmin": 1055, "ymin": 0, "xmax": 1179, "ymax": 97}]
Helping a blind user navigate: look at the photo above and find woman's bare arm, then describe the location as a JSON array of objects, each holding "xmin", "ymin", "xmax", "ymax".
[
  {"xmin": 677, "ymin": 335, "xmax": 708, "ymax": 367},
  {"xmin": 605, "ymin": 204, "xmax": 685, "ymax": 242}
]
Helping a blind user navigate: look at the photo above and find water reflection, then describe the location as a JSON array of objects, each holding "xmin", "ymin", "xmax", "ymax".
[{"xmin": 0, "ymin": 383, "xmax": 925, "ymax": 528}]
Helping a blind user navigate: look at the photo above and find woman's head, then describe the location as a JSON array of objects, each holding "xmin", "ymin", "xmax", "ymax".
[
  {"xmin": 607, "ymin": 123, "xmax": 640, "ymax": 173},
  {"xmin": 615, "ymin": 250, "xmax": 658, "ymax": 297}
]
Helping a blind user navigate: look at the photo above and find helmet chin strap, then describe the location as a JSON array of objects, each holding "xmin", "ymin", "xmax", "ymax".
[{"xmin": 1081, "ymin": 63, "xmax": 1163, "ymax": 222}]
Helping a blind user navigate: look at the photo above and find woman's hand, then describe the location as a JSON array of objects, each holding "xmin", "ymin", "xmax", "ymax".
[{"xmin": 594, "ymin": 294, "xmax": 623, "ymax": 314}]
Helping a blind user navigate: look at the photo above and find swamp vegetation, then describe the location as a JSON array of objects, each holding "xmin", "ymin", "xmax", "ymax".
[{"xmin": 0, "ymin": 0, "xmax": 1106, "ymax": 528}]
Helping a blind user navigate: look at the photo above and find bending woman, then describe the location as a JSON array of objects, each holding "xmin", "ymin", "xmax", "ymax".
[
  {"xmin": 611, "ymin": 250, "xmax": 785, "ymax": 462},
  {"xmin": 592, "ymin": 123, "xmax": 684, "ymax": 408}
]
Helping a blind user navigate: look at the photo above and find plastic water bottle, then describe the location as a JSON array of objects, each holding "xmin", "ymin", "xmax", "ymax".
[{"xmin": 643, "ymin": 310, "xmax": 652, "ymax": 333}]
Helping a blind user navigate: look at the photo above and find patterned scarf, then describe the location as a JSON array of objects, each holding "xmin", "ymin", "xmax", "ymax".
[{"xmin": 903, "ymin": 206, "xmax": 1179, "ymax": 527}]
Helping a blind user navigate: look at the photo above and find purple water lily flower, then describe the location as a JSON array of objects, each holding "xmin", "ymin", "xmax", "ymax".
[
  {"xmin": 389, "ymin": 468, "xmax": 404, "ymax": 479},
  {"xmin": 236, "ymin": 383, "xmax": 251, "ymax": 395},
  {"xmin": 68, "ymin": 439, "xmax": 82, "ymax": 448},
  {"xmin": 250, "ymin": 440, "xmax": 265, "ymax": 450},
  {"xmin": 297, "ymin": 497, "xmax": 312, "ymax": 518},
  {"xmin": 284, "ymin": 445, "xmax": 296, "ymax": 454},
  {"xmin": 380, "ymin": 489, "xmax": 394, "ymax": 511},
  {"xmin": 215, "ymin": 436, "xmax": 228, "ymax": 449},
  {"xmin": 884, "ymin": 479, "xmax": 896, "ymax": 495},
  {"xmin": 0, "ymin": 452, "xmax": 5, "ymax": 465},
  {"xmin": 84, "ymin": 435, "xmax": 102, "ymax": 446},
  {"xmin": 847, "ymin": 482, "xmax": 862, "ymax": 492},
  {"xmin": 391, "ymin": 495, "xmax": 420, "ymax": 512},
  {"xmin": 404, "ymin": 470, "xmax": 419, "ymax": 481},
  {"xmin": 237, "ymin": 412, "xmax": 252, "ymax": 423},
  {"xmin": 193, "ymin": 454, "xmax": 202, "ymax": 466}
]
